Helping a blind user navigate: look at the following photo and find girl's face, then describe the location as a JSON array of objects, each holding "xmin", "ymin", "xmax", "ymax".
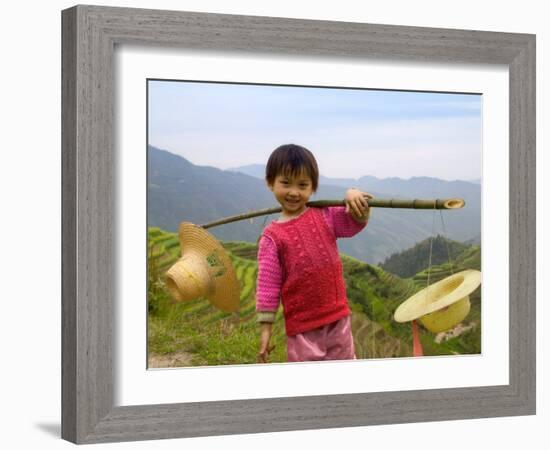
[{"xmin": 268, "ymin": 170, "xmax": 314, "ymax": 218}]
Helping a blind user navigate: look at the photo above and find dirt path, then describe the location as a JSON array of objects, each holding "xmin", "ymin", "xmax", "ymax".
[{"xmin": 148, "ymin": 351, "xmax": 195, "ymax": 368}]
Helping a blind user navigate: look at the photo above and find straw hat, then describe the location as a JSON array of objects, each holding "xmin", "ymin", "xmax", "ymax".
[
  {"xmin": 164, "ymin": 222, "xmax": 240, "ymax": 312},
  {"xmin": 394, "ymin": 269, "xmax": 481, "ymax": 333}
]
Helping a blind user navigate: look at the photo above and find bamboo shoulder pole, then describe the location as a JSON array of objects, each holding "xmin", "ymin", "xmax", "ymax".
[{"xmin": 200, "ymin": 197, "xmax": 464, "ymax": 230}]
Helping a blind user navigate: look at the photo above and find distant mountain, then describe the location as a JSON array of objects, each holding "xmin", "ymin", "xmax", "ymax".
[
  {"xmin": 148, "ymin": 146, "xmax": 274, "ymax": 243},
  {"xmin": 227, "ymin": 164, "xmax": 265, "ymax": 179},
  {"xmin": 148, "ymin": 146, "xmax": 481, "ymax": 263},
  {"xmin": 229, "ymin": 163, "xmax": 480, "ymax": 194},
  {"xmin": 229, "ymin": 164, "xmax": 481, "ymax": 220},
  {"xmin": 464, "ymin": 233, "xmax": 481, "ymax": 246},
  {"xmin": 356, "ymin": 175, "xmax": 479, "ymax": 200},
  {"xmin": 227, "ymin": 164, "xmax": 360, "ymax": 190}
]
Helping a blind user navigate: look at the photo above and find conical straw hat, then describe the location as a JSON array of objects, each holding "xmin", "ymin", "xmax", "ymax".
[
  {"xmin": 394, "ymin": 269, "xmax": 481, "ymax": 333},
  {"xmin": 164, "ymin": 222, "xmax": 240, "ymax": 312}
]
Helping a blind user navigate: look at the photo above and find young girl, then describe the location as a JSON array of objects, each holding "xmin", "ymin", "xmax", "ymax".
[{"xmin": 256, "ymin": 144, "xmax": 372, "ymax": 363}]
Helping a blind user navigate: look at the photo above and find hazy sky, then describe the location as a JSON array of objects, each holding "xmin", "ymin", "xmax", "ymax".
[{"xmin": 148, "ymin": 80, "xmax": 482, "ymax": 181}]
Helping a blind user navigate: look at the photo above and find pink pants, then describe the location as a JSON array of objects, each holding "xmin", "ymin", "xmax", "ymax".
[{"xmin": 287, "ymin": 315, "xmax": 356, "ymax": 362}]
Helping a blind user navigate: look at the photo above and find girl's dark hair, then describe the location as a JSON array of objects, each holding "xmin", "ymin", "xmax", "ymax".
[{"xmin": 265, "ymin": 144, "xmax": 319, "ymax": 192}]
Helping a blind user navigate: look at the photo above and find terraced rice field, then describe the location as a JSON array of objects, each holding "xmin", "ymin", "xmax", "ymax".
[
  {"xmin": 147, "ymin": 229, "xmax": 288, "ymax": 366},
  {"xmin": 147, "ymin": 227, "xmax": 480, "ymax": 367}
]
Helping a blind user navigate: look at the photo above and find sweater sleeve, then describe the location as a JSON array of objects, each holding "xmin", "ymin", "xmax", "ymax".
[
  {"xmin": 323, "ymin": 206, "xmax": 368, "ymax": 238},
  {"xmin": 255, "ymin": 235, "xmax": 282, "ymax": 322}
]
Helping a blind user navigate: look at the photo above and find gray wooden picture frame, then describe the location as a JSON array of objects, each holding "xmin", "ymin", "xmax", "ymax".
[{"xmin": 61, "ymin": 4, "xmax": 536, "ymax": 444}]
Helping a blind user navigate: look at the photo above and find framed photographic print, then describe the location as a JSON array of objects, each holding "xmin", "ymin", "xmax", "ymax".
[
  {"xmin": 145, "ymin": 79, "xmax": 485, "ymax": 369},
  {"xmin": 62, "ymin": 4, "xmax": 535, "ymax": 444}
]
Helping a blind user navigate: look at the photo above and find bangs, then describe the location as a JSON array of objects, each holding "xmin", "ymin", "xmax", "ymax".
[{"xmin": 280, "ymin": 164, "xmax": 310, "ymax": 181}]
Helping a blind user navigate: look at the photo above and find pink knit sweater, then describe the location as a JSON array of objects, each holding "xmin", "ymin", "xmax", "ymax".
[{"xmin": 256, "ymin": 206, "xmax": 367, "ymax": 332}]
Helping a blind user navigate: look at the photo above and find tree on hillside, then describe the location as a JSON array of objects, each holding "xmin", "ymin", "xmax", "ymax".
[{"xmin": 379, "ymin": 235, "xmax": 468, "ymax": 278}]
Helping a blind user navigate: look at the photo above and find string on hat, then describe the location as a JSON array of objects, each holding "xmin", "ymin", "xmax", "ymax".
[{"xmin": 413, "ymin": 202, "xmax": 455, "ymax": 356}]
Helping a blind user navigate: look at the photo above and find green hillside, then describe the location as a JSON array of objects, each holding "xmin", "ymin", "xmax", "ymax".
[
  {"xmin": 379, "ymin": 235, "xmax": 470, "ymax": 278},
  {"xmin": 410, "ymin": 243, "xmax": 482, "ymax": 355},
  {"xmin": 147, "ymin": 227, "xmax": 482, "ymax": 367}
]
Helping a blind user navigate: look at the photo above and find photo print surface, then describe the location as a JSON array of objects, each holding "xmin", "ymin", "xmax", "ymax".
[{"xmin": 146, "ymin": 79, "xmax": 482, "ymax": 368}]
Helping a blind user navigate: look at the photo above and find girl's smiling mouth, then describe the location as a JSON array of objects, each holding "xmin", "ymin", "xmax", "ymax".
[{"xmin": 285, "ymin": 199, "xmax": 301, "ymax": 206}]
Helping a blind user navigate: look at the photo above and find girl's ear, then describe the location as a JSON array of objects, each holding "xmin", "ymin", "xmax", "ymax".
[{"xmin": 266, "ymin": 179, "xmax": 274, "ymax": 191}]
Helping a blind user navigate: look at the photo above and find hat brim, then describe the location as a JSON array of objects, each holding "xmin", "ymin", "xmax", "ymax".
[
  {"xmin": 394, "ymin": 269, "xmax": 481, "ymax": 323},
  {"xmin": 177, "ymin": 222, "xmax": 240, "ymax": 312}
]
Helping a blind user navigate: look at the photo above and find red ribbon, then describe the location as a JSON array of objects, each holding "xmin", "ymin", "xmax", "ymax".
[{"xmin": 412, "ymin": 320, "xmax": 424, "ymax": 357}]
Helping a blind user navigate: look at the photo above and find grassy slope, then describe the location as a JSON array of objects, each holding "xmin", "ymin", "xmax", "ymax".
[
  {"xmin": 410, "ymin": 244, "xmax": 482, "ymax": 355},
  {"xmin": 147, "ymin": 227, "xmax": 481, "ymax": 367}
]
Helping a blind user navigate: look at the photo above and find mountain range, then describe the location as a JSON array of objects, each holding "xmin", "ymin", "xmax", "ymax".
[{"xmin": 148, "ymin": 145, "xmax": 481, "ymax": 263}]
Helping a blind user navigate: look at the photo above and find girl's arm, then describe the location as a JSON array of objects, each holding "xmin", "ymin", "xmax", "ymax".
[
  {"xmin": 344, "ymin": 188, "xmax": 372, "ymax": 223},
  {"xmin": 256, "ymin": 235, "xmax": 282, "ymax": 362},
  {"xmin": 323, "ymin": 189, "xmax": 371, "ymax": 238},
  {"xmin": 255, "ymin": 236, "xmax": 282, "ymax": 318},
  {"xmin": 258, "ymin": 322, "xmax": 275, "ymax": 363}
]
